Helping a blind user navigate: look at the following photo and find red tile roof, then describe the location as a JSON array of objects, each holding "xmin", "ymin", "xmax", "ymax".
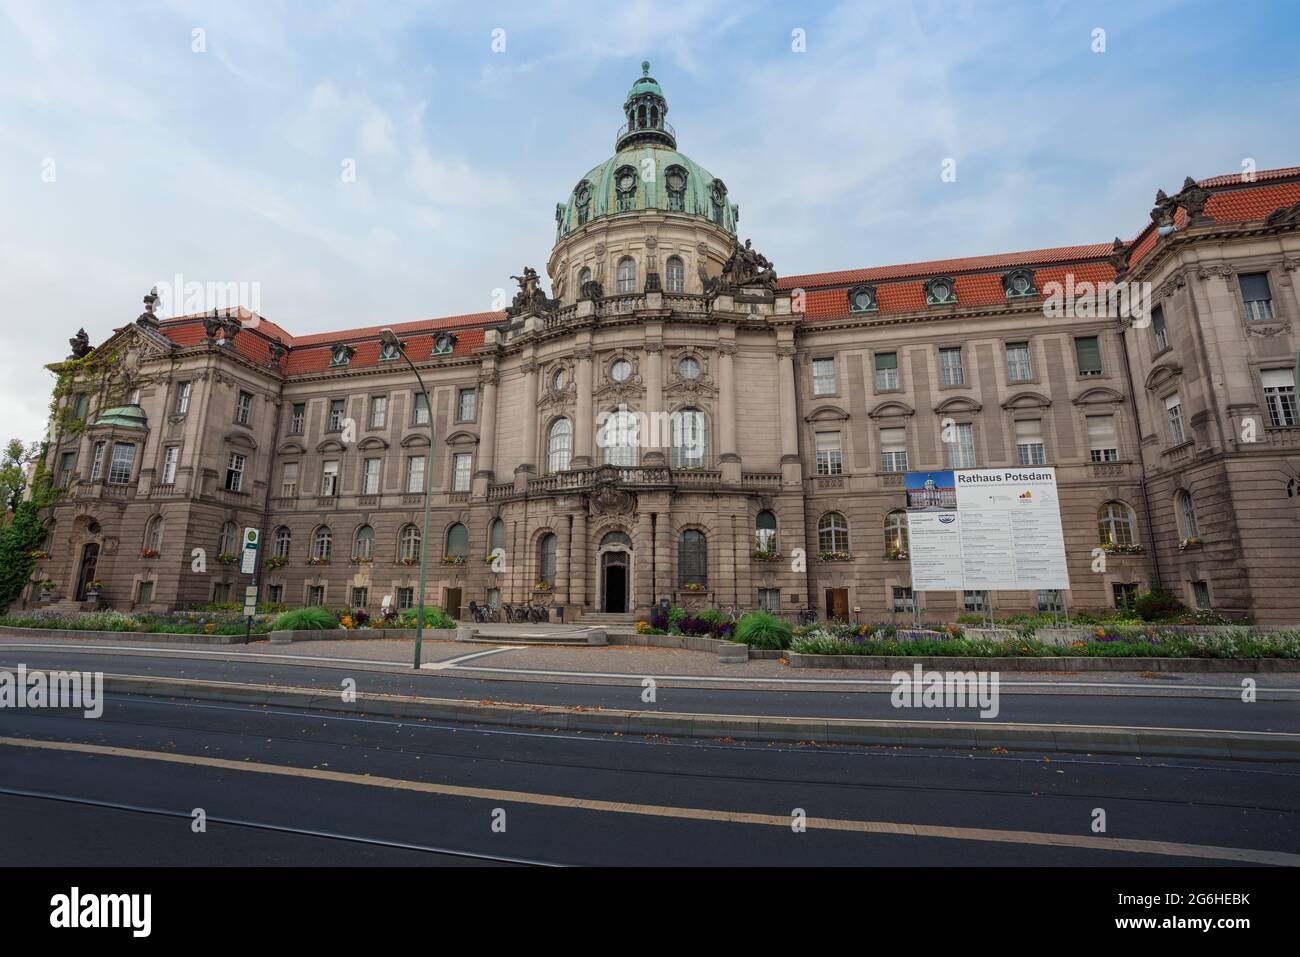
[{"xmin": 285, "ymin": 328, "xmax": 488, "ymax": 375}]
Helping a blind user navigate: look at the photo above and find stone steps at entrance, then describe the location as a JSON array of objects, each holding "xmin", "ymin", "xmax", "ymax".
[
  {"xmin": 461, "ymin": 624, "xmax": 608, "ymax": 646},
  {"xmin": 579, "ymin": 613, "xmax": 639, "ymax": 624}
]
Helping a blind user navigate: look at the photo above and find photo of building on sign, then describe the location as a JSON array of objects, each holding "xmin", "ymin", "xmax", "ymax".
[{"xmin": 905, "ymin": 471, "xmax": 958, "ymax": 510}]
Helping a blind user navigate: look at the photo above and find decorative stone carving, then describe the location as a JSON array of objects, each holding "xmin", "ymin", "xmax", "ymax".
[
  {"xmin": 506, "ymin": 266, "xmax": 559, "ymax": 318},
  {"xmin": 715, "ymin": 238, "xmax": 777, "ymax": 293},
  {"xmin": 268, "ymin": 338, "xmax": 286, "ymax": 366},
  {"xmin": 68, "ymin": 328, "xmax": 92, "ymax": 360},
  {"xmin": 1197, "ymin": 264, "xmax": 1234, "ymax": 280},
  {"xmin": 1109, "ymin": 238, "xmax": 1130, "ymax": 276},
  {"xmin": 203, "ymin": 310, "xmax": 242, "ymax": 346},
  {"xmin": 1151, "ymin": 176, "xmax": 1214, "ymax": 228},
  {"xmin": 136, "ymin": 287, "xmax": 161, "ymax": 329}
]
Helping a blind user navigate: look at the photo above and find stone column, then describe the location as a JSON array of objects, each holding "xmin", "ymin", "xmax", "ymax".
[
  {"xmin": 516, "ymin": 358, "xmax": 538, "ymax": 490},
  {"xmin": 635, "ymin": 508, "xmax": 653, "ymax": 611},
  {"xmin": 573, "ymin": 347, "xmax": 594, "ymax": 468},
  {"xmin": 571, "ymin": 511, "xmax": 588, "ymax": 609},
  {"xmin": 718, "ymin": 340, "xmax": 740, "ymax": 482},
  {"xmin": 777, "ymin": 344, "xmax": 801, "ymax": 485},
  {"xmin": 643, "ymin": 332, "xmax": 665, "ymax": 466},
  {"xmin": 473, "ymin": 369, "xmax": 499, "ymax": 495},
  {"xmin": 557, "ymin": 514, "xmax": 572, "ymax": 605},
  {"xmin": 654, "ymin": 504, "xmax": 671, "ymax": 603}
]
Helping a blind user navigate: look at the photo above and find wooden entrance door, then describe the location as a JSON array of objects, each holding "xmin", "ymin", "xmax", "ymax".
[
  {"xmin": 75, "ymin": 543, "xmax": 100, "ymax": 600},
  {"xmin": 825, "ymin": 587, "xmax": 849, "ymax": 621}
]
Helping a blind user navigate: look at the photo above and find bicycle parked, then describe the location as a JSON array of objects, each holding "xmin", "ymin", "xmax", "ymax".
[{"xmin": 798, "ymin": 605, "xmax": 819, "ymax": 626}]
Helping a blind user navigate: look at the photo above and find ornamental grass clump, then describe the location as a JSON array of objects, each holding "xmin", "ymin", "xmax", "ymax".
[
  {"xmin": 734, "ymin": 610, "xmax": 794, "ymax": 650},
  {"xmin": 270, "ymin": 607, "xmax": 339, "ymax": 631}
]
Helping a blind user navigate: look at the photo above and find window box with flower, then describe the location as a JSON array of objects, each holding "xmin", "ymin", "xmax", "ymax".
[
  {"xmin": 441, "ymin": 555, "xmax": 466, "ymax": 565},
  {"xmin": 350, "ymin": 556, "xmax": 373, "ymax": 566},
  {"xmin": 752, "ymin": 549, "xmax": 781, "ymax": 562},
  {"xmin": 682, "ymin": 581, "xmax": 708, "ymax": 593},
  {"xmin": 884, "ymin": 546, "xmax": 908, "ymax": 560},
  {"xmin": 30, "ymin": 550, "xmax": 50, "ymax": 560},
  {"xmin": 1101, "ymin": 542, "xmax": 1144, "ymax": 555},
  {"xmin": 817, "ymin": 550, "xmax": 852, "ymax": 562},
  {"xmin": 1179, "ymin": 536, "xmax": 1203, "ymax": 551},
  {"xmin": 533, "ymin": 581, "xmax": 552, "ymax": 592},
  {"xmin": 216, "ymin": 553, "xmax": 238, "ymax": 565},
  {"xmin": 84, "ymin": 579, "xmax": 105, "ymax": 597},
  {"xmin": 306, "ymin": 557, "xmax": 331, "ymax": 566},
  {"xmin": 266, "ymin": 555, "xmax": 288, "ymax": 569},
  {"xmin": 397, "ymin": 557, "xmax": 419, "ymax": 566},
  {"xmin": 139, "ymin": 548, "xmax": 159, "ymax": 559}
]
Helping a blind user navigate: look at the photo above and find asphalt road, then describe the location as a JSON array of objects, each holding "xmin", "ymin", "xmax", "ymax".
[
  {"xmin": 1, "ymin": 694, "xmax": 1297, "ymax": 866},
  {"xmin": 1, "ymin": 644, "xmax": 1296, "ymax": 732}
]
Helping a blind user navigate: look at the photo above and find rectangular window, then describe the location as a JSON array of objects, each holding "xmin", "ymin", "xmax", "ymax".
[
  {"xmin": 397, "ymin": 587, "xmax": 414, "ymax": 610},
  {"xmin": 947, "ymin": 423, "xmax": 975, "ymax": 469},
  {"xmin": 89, "ymin": 441, "xmax": 106, "ymax": 482},
  {"xmin": 351, "ymin": 586, "xmax": 369, "ymax": 609},
  {"xmin": 456, "ymin": 388, "xmax": 476, "ymax": 423},
  {"xmin": 235, "ymin": 390, "xmax": 253, "ymax": 425},
  {"xmin": 1152, "ymin": 305, "xmax": 1168, "ymax": 352},
  {"xmin": 413, "ymin": 392, "xmax": 430, "ymax": 426},
  {"xmin": 939, "ymin": 347, "xmax": 964, "ymax": 386},
  {"xmin": 406, "ymin": 455, "xmax": 426, "ymax": 493},
  {"xmin": 281, "ymin": 462, "xmax": 298, "ymax": 497},
  {"xmin": 213, "ymin": 583, "xmax": 231, "ymax": 603},
  {"xmin": 1165, "ymin": 393, "xmax": 1186, "ymax": 445},
  {"xmin": 879, "ymin": 427, "xmax": 908, "ymax": 473},
  {"xmin": 308, "ymin": 586, "xmax": 325, "ymax": 607},
  {"xmin": 1074, "ymin": 336, "xmax": 1103, "ymax": 377},
  {"xmin": 225, "ymin": 452, "xmax": 245, "ymax": 492},
  {"xmin": 1262, "ymin": 369, "xmax": 1298, "ymax": 427},
  {"xmin": 58, "ymin": 451, "xmax": 76, "ymax": 488},
  {"xmin": 1037, "ymin": 589, "xmax": 1064, "ymax": 613},
  {"xmin": 107, "ymin": 443, "xmax": 135, "ymax": 485},
  {"xmin": 1239, "ymin": 272, "xmax": 1274, "ymax": 322},
  {"xmin": 328, "ymin": 399, "xmax": 346, "ymax": 432},
  {"xmin": 874, "ymin": 352, "xmax": 899, "ymax": 391},
  {"xmin": 1015, "ymin": 419, "xmax": 1046, "ymax": 466},
  {"xmin": 369, "ymin": 396, "xmax": 387, "ymax": 429},
  {"xmin": 1112, "ymin": 582, "xmax": 1139, "ymax": 612},
  {"xmin": 363, "ymin": 458, "xmax": 381, "ymax": 495},
  {"xmin": 812, "ymin": 358, "xmax": 837, "ymax": 396},
  {"xmin": 758, "ymin": 588, "xmax": 780, "ymax": 613},
  {"xmin": 175, "ymin": 382, "xmax": 192, "ymax": 415},
  {"xmin": 137, "ymin": 580, "xmax": 154, "ymax": 605},
  {"xmin": 72, "ymin": 393, "xmax": 89, "ymax": 421},
  {"xmin": 267, "ymin": 585, "xmax": 284, "ymax": 605},
  {"xmin": 161, "ymin": 445, "xmax": 179, "ymax": 485},
  {"xmin": 963, "ymin": 590, "xmax": 990, "ymax": 614},
  {"xmin": 1191, "ymin": 580, "xmax": 1211, "ymax": 610},
  {"xmin": 290, "ymin": 403, "xmax": 305, "ymax": 434},
  {"xmin": 1087, "ymin": 415, "xmax": 1119, "ymax": 462},
  {"xmin": 815, "ymin": 431, "xmax": 843, "ymax": 476},
  {"xmin": 1006, "ymin": 342, "xmax": 1033, "ymax": 382},
  {"xmin": 321, "ymin": 461, "xmax": 339, "ymax": 497},
  {"xmin": 892, "ymin": 586, "xmax": 915, "ymax": 613},
  {"xmin": 453, "ymin": 453, "xmax": 473, "ymax": 491}
]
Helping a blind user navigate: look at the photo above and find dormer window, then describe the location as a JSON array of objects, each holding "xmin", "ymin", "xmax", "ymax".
[
  {"xmin": 432, "ymin": 333, "xmax": 456, "ymax": 356},
  {"xmin": 379, "ymin": 341, "xmax": 401, "ymax": 361},
  {"xmin": 329, "ymin": 344, "xmax": 354, "ymax": 367},
  {"xmin": 847, "ymin": 284, "xmax": 878, "ymax": 313},
  {"xmin": 925, "ymin": 277, "xmax": 957, "ymax": 306},
  {"xmin": 665, "ymin": 165, "xmax": 687, "ymax": 211},
  {"xmin": 615, "ymin": 165, "xmax": 638, "ymax": 212},
  {"xmin": 574, "ymin": 181, "xmax": 591, "ymax": 227},
  {"xmin": 711, "ymin": 180, "xmax": 727, "ymax": 226},
  {"xmin": 1003, "ymin": 268, "xmax": 1037, "ymax": 299}
]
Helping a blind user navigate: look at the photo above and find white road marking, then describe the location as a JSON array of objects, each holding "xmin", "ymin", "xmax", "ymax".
[{"xmin": 421, "ymin": 646, "xmax": 524, "ymax": 670}]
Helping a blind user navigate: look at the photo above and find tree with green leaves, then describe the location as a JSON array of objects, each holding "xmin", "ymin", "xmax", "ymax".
[
  {"xmin": 0, "ymin": 439, "xmax": 34, "ymax": 513},
  {"xmin": 0, "ymin": 455, "xmax": 57, "ymax": 612}
]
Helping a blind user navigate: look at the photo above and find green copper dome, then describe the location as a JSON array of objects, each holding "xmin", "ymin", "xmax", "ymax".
[
  {"xmin": 92, "ymin": 404, "xmax": 147, "ymax": 429},
  {"xmin": 555, "ymin": 63, "xmax": 739, "ymax": 239}
]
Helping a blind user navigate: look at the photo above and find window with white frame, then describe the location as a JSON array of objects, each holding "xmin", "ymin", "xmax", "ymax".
[
  {"xmin": 815, "ymin": 431, "xmax": 843, "ymax": 475},
  {"xmin": 1191, "ymin": 580, "xmax": 1211, "ymax": 610},
  {"xmin": 235, "ymin": 390, "xmax": 253, "ymax": 425},
  {"xmin": 963, "ymin": 590, "xmax": 990, "ymax": 614},
  {"xmin": 670, "ymin": 409, "xmax": 708, "ymax": 468},
  {"xmin": 280, "ymin": 462, "xmax": 298, "ymax": 497},
  {"xmin": 1006, "ymin": 342, "xmax": 1033, "ymax": 382},
  {"xmin": 939, "ymin": 347, "xmax": 964, "ymax": 386},
  {"xmin": 273, "ymin": 526, "xmax": 291, "ymax": 558},
  {"xmin": 547, "ymin": 418, "xmax": 572, "ymax": 472},
  {"xmin": 879, "ymin": 427, "xmax": 908, "ymax": 472},
  {"xmin": 817, "ymin": 512, "xmax": 849, "ymax": 553},
  {"xmin": 289, "ymin": 403, "xmax": 305, "ymax": 434},
  {"xmin": 58, "ymin": 452, "xmax": 76, "ymax": 488},
  {"xmin": 1087, "ymin": 414, "xmax": 1119, "ymax": 462},
  {"xmin": 369, "ymin": 396, "xmax": 387, "ymax": 429},
  {"xmin": 616, "ymin": 256, "xmax": 636, "ymax": 293},
  {"xmin": 161, "ymin": 445, "xmax": 179, "ymax": 485},
  {"xmin": 453, "ymin": 453, "xmax": 473, "ymax": 491},
  {"xmin": 874, "ymin": 352, "xmax": 899, "ymax": 391},
  {"xmin": 354, "ymin": 525, "xmax": 374, "ymax": 560},
  {"xmin": 400, "ymin": 524, "xmax": 421, "ymax": 563},
  {"xmin": 362, "ymin": 458, "xmax": 381, "ymax": 495},
  {"xmin": 1262, "ymin": 369, "xmax": 1298, "ymax": 427},
  {"xmin": 413, "ymin": 392, "xmax": 430, "ymax": 425},
  {"xmin": 893, "ymin": 586, "xmax": 914, "ymax": 613},
  {"xmin": 884, "ymin": 510, "xmax": 908, "ymax": 556},
  {"xmin": 456, "ymin": 388, "xmax": 476, "ymax": 423},
  {"xmin": 601, "ymin": 409, "xmax": 639, "ymax": 466},
  {"xmin": 218, "ymin": 522, "xmax": 237, "ymax": 555},
  {"xmin": 328, "ymin": 399, "xmax": 346, "ymax": 432},
  {"xmin": 1037, "ymin": 589, "xmax": 1064, "ymax": 613},
  {"xmin": 1178, "ymin": 490, "xmax": 1200, "ymax": 538},
  {"xmin": 1015, "ymin": 419, "xmax": 1046, "ymax": 466},
  {"xmin": 321, "ymin": 461, "xmax": 339, "ymax": 497},
  {"xmin": 108, "ymin": 443, "xmax": 136, "ymax": 485},
  {"xmin": 225, "ymin": 452, "xmax": 246, "ymax": 492},
  {"xmin": 1074, "ymin": 336, "xmax": 1103, "ymax": 377},
  {"xmin": 145, "ymin": 516, "xmax": 165, "ymax": 553},
  {"xmin": 1098, "ymin": 501, "xmax": 1134, "ymax": 546},
  {"xmin": 312, "ymin": 526, "xmax": 332, "ymax": 561},
  {"xmin": 90, "ymin": 441, "xmax": 106, "ymax": 482},
  {"xmin": 1239, "ymin": 272, "xmax": 1274, "ymax": 322},
  {"xmin": 947, "ymin": 423, "xmax": 976, "ymax": 468},
  {"xmin": 1152, "ymin": 305, "xmax": 1169, "ymax": 352},
  {"xmin": 665, "ymin": 256, "xmax": 685, "ymax": 293},
  {"xmin": 1165, "ymin": 393, "xmax": 1186, "ymax": 445},
  {"xmin": 175, "ymin": 381, "xmax": 192, "ymax": 415},
  {"xmin": 812, "ymin": 358, "xmax": 837, "ymax": 396},
  {"xmin": 406, "ymin": 455, "xmax": 426, "ymax": 493}
]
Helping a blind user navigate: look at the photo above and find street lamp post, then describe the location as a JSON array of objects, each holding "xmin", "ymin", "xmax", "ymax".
[{"xmin": 381, "ymin": 328, "xmax": 436, "ymax": 669}]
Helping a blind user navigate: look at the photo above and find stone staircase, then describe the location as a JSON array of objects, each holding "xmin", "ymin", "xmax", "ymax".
[
  {"xmin": 577, "ymin": 612, "xmax": 640, "ymax": 628},
  {"xmin": 460, "ymin": 623, "xmax": 609, "ymax": 646}
]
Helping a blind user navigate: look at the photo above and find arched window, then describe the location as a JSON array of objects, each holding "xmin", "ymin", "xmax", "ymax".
[
  {"xmin": 578, "ymin": 267, "xmax": 591, "ymax": 290},
  {"xmin": 678, "ymin": 529, "xmax": 707, "ymax": 587},
  {"xmin": 354, "ymin": 524, "xmax": 374, "ymax": 560},
  {"xmin": 273, "ymin": 526, "xmax": 291, "ymax": 558},
  {"xmin": 665, "ymin": 256, "xmax": 685, "ymax": 293},
  {"xmin": 547, "ymin": 418, "xmax": 573, "ymax": 473},
  {"xmin": 218, "ymin": 521, "xmax": 237, "ymax": 556},
  {"xmin": 614, "ymin": 166, "xmax": 637, "ymax": 212},
  {"xmin": 537, "ymin": 533, "xmax": 557, "ymax": 586},
  {"xmin": 602, "ymin": 409, "xmax": 639, "ymax": 466},
  {"xmin": 312, "ymin": 526, "xmax": 332, "ymax": 561},
  {"xmin": 488, "ymin": 518, "xmax": 506, "ymax": 555},
  {"xmin": 670, "ymin": 408, "xmax": 708, "ymax": 468},
  {"xmin": 1098, "ymin": 502, "xmax": 1134, "ymax": 546},
  {"xmin": 145, "ymin": 515, "xmax": 165, "ymax": 554},
  {"xmin": 399, "ymin": 524, "xmax": 421, "ymax": 563},
  {"xmin": 601, "ymin": 530, "xmax": 632, "ymax": 549},
  {"xmin": 818, "ymin": 512, "xmax": 849, "ymax": 554},
  {"xmin": 445, "ymin": 522, "xmax": 469, "ymax": 559},
  {"xmin": 665, "ymin": 166, "xmax": 687, "ymax": 211},
  {"xmin": 755, "ymin": 510, "xmax": 777, "ymax": 553},
  {"xmin": 1177, "ymin": 491, "xmax": 1200, "ymax": 539},
  {"xmin": 616, "ymin": 256, "xmax": 636, "ymax": 294},
  {"xmin": 885, "ymin": 510, "xmax": 909, "ymax": 557}
]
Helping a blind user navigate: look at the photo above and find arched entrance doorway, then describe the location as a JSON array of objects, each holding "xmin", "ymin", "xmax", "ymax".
[
  {"xmin": 75, "ymin": 542, "xmax": 100, "ymax": 600},
  {"xmin": 597, "ymin": 530, "xmax": 632, "ymax": 613}
]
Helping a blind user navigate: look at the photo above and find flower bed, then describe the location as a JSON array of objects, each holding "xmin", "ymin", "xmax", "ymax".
[{"xmin": 0, "ymin": 610, "xmax": 274, "ymax": 636}]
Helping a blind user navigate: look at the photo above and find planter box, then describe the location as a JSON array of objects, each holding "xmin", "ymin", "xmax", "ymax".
[{"xmin": 268, "ymin": 627, "xmax": 459, "ymax": 644}]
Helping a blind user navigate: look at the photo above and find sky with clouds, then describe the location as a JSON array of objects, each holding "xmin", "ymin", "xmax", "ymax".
[{"xmin": 2, "ymin": 0, "xmax": 1299, "ymax": 448}]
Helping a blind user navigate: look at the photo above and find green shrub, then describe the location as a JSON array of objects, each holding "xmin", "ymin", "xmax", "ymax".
[
  {"xmin": 1135, "ymin": 589, "xmax": 1186, "ymax": 622},
  {"xmin": 400, "ymin": 606, "xmax": 456, "ymax": 629},
  {"xmin": 734, "ymin": 610, "xmax": 794, "ymax": 650},
  {"xmin": 270, "ymin": 607, "xmax": 339, "ymax": 631}
]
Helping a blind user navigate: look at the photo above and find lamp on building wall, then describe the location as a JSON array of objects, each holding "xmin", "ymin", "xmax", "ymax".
[{"xmin": 380, "ymin": 327, "xmax": 436, "ymax": 669}]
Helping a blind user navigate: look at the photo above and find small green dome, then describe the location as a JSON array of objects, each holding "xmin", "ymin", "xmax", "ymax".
[
  {"xmin": 626, "ymin": 61, "xmax": 663, "ymax": 102},
  {"xmin": 93, "ymin": 404, "xmax": 147, "ymax": 429}
]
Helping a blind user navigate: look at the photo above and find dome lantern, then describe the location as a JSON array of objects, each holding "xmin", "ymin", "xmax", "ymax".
[{"xmin": 617, "ymin": 61, "xmax": 676, "ymax": 150}]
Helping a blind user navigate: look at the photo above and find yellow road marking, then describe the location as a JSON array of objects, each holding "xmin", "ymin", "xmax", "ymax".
[{"xmin": 2, "ymin": 735, "xmax": 1295, "ymax": 865}]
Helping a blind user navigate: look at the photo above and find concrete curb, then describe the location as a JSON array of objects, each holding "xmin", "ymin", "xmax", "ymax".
[
  {"xmin": 785, "ymin": 652, "xmax": 1300, "ymax": 672},
  {"xmin": 0, "ymin": 625, "xmax": 261, "ymax": 645},
  {"xmin": 268, "ymin": 627, "xmax": 458, "ymax": 644},
  {"xmin": 97, "ymin": 673, "xmax": 1300, "ymax": 762}
]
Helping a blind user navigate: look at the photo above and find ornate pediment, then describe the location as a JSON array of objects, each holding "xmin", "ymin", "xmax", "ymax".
[
  {"xmin": 1073, "ymin": 386, "xmax": 1126, "ymax": 406},
  {"xmin": 868, "ymin": 400, "xmax": 915, "ymax": 419},
  {"xmin": 1144, "ymin": 361, "xmax": 1182, "ymax": 391},
  {"xmin": 934, "ymin": 395, "xmax": 982, "ymax": 415},
  {"xmin": 1001, "ymin": 391, "xmax": 1052, "ymax": 411},
  {"xmin": 805, "ymin": 404, "xmax": 851, "ymax": 423}
]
